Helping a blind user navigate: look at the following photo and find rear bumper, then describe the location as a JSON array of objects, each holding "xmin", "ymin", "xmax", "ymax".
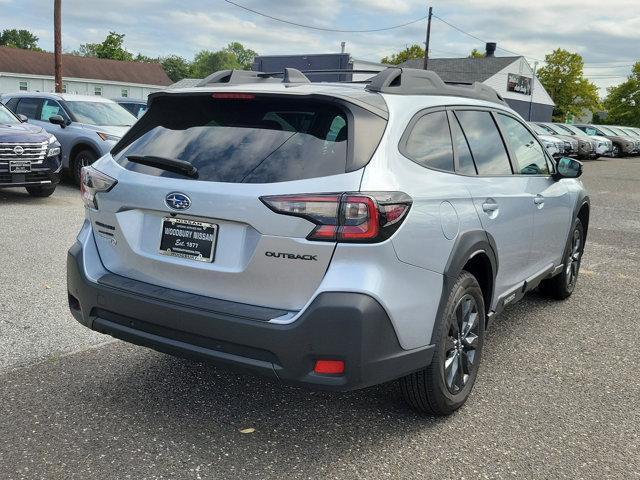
[{"xmin": 67, "ymin": 240, "xmax": 434, "ymax": 391}]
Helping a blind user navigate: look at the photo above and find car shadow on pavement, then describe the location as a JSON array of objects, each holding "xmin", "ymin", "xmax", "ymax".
[
  {"xmin": 1, "ymin": 289, "xmax": 573, "ymax": 478},
  {"xmin": 45, "ymin": 291, "xmax": 558, "ymax": 473}
]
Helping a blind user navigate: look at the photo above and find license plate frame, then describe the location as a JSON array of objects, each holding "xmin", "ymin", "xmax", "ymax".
[
  {"xmin": 159, "ymin": 217, "xmax": 218, "ymax": 263},
  {"xmin": 9, "ymin": 160, "xmax": 31, "ymax": 174}
]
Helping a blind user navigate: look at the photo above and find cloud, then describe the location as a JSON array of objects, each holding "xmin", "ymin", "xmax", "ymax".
[{"xmin": 0, "ymin": 0, "xmax": 636, "ymax": 95}]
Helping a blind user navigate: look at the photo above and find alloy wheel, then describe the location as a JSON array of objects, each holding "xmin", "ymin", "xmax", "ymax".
[{"xmin": 444, "ymin": 294, "xmax": 480, "ymax": 394}]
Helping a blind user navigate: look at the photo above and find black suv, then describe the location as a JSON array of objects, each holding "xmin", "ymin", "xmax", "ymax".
[{"xmin": 0, "ymin": 102, "xmax": 62, "ymax": 197}]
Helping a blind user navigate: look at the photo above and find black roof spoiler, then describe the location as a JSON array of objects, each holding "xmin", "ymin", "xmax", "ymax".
[
  {"xmin": 190, "ymin": 67, "xmax": 507, "ymax": 106},
  {"xmin": 194, "ymin": 68, "xmax": 311, "ymax": 87}
]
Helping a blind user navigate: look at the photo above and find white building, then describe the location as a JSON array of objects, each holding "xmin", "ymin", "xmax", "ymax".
[
  {"xmin": 0, "ymin": 46, "xmax": 172, "ymax": 100},
  {"xmin": 401, "ymin": 44, "xmax": 555, "ymax": 121}
]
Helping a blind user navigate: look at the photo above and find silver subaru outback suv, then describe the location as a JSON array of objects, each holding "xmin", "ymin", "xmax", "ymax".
[{"xmin": 67, "ymin": 68, "xmax": 589, "ymax": 415}]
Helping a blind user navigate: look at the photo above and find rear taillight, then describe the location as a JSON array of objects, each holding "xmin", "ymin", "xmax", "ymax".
[
  {"xmin": 81, "ymin": 166, "xmax": 117, "ymax": 209},
  {"xmin": 260, "ymin": 192, "xmax": 412, "ymax": 243}
]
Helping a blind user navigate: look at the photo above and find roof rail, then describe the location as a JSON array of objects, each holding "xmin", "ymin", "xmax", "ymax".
[
  {"xmin": 365, "ymin": 68, "xmax": 508, "ymax": 106},
  {"xmin": 192, "ymin": 67, "xmax": 507, "ymax": 106}
]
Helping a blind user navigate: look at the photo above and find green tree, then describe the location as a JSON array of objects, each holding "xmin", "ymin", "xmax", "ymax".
[
  {"xmin": 381, "ymin": 44, "xmax": 425, "ymax": 65},
  {"xmin": 189, "ymin": 43, "xmax": 257, "ymax": 78},
  {"xmin": 161, "ymin": 55, "xmax": 191, "ymax": 82},
  {"xmin": 0, "ymin": 29, "xmax": 41, "ymax": 50},
  {"xmin": 537, "ymin": 48, "xmax": 600, "ymax": 121},
  {"xmin": 79, "ymin": 32, "xmax": 133, "ymax": 61},
  {"xmin": 224, "ymin": 42, "xmax": 257, "ymax": 70},
  {"xmin": 134, "ymin": 53, "xmax": 159, "ymax": 63},
  {"xmin": 602, "ymin": 62, "xmax": 640, "ymax": 127},
  {"xmin": 469, "ymin": 48, "xmax": 484, "ymax": 58},
  {"xmin": 190, "ymin": 50, "xmax": 242, "ymax": 78}
]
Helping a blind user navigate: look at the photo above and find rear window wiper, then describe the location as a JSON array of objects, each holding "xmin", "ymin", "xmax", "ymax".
[{"xmin": 126, "ymin": 155, "xmax": 198, "ymax": 179}]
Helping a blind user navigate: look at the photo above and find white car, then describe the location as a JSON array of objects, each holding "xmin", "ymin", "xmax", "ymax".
[
  {"xmin": 555, "ymin": 123, "xmax": 613, "ymax": 157},
  {"xmin": 528, "ymin": 122, "xmax": 565, "ymax": 157}
]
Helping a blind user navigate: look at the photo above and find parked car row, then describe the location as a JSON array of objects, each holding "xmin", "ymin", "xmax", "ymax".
[
  {"xmin": 535, "ymin": 121, "xmax": 640, "ymax": 159},
  {"xmin": 529, "ymin": 121, "xmax": 613, "ymax": 160},
  {"xmin": 528, "ymin": 121, "xmax": 640, "ymax": 160},
  {"xmin": 0, "ymin": 93, "xmax": 148, "ymax": 196},
  {"xmin": 574, "ymin": 124, "xmax": 640, "ymax": 157}
]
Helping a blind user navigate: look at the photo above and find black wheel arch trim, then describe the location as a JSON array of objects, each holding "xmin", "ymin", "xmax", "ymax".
[
  {"xmin": 574, "ymin": 194, "xmax": 590, "ymax": 241},
  {"xmin": 442, "ymin": 230, "xmax": 498, "ymax": 281},
  {"xmin": 70, "ymin": 142, "xmax": 100, "ymax": 165},
  {"xmin": 430, "ymin": 230, "xmax": 498, "ymax": 344}
]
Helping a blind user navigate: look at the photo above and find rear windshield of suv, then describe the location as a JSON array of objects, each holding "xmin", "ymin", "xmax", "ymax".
[{"xmin": 112, "ymin": 94, "xmax": 354, "ymax": 184}]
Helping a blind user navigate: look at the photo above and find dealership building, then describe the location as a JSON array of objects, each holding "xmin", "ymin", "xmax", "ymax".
[
  {"xmin": 0, "ymin": 46, "xmax": 172, "ymax": 99},
  {"xmin": 252, "ymin": 44, "xmax": 554, "ymax": 121}
]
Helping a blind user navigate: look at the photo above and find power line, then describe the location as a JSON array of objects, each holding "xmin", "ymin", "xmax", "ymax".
[
  {"xmin": 223, "ymin": 1, "xmax": 635, "ymax": 68},
  {"xmin": 431, "ymin": 12, "xmax": 543, "ymax": 62},
  {"xmin": 430, "ymin": 12, "xmax": 636, "ymax": 68},
  {"xmin": 584, "ymin": 64, "xmax": 634, "ymax": 69},
  {"xmin": 222, "ymin": 0, "xmax": 428, "ymax": 33}
]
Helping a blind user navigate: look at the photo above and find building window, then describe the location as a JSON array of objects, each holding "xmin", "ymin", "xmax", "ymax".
[
  {"xmin": 19, "ymin": 81, "xmax": 28, "ymax": 91},
  {"xmin": 94, "ymin": 86, "xmax": 103, "ymax": 96},
  {"xmin": 121, "ymin": 88, "xmax": 128, "ymax": 98}
]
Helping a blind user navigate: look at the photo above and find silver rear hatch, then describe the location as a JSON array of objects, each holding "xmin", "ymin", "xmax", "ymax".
[{"xmin": 87, "ymin": 90, "xmax": 387, "ymax": 312}]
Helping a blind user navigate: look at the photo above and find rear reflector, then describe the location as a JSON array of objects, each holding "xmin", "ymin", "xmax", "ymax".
[
  {"xmin": 260, "ymin": 192, "xmax": 412, "ymax": 243},
  {"xmin": 314, "ymin": 360, "xmax": 345, "ymax": 375}
]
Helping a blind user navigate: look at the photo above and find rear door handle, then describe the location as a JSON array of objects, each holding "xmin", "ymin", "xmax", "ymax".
[{"xmin": 534, "ymin": 194, "xmax": 545, "ymax": 206}]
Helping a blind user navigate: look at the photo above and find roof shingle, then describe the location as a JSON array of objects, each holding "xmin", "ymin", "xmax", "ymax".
[
  {"xmin": 0, "ymin": 46, "xmax": 172, "ymax": 86},
  {"xmin": 400, "ymin": 56, "xmax": 519, "ymax": 84}
]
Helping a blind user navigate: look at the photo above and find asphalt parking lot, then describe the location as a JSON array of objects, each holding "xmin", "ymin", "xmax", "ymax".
[{"xmin": 1, "ymin": 159, "xmax": 639, "ymax": 480}]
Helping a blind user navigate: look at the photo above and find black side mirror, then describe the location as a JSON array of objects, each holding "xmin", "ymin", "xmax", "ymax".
[
  {"xmin": 49, "ymin": 114, "xmax": 67, "ymax": 128},
  {"xmin": 17, "ymin": 114, "xmax": 28, "ymax": 122},
  {"xmin": 554, "ymin": 156, "xmax": 583, "ymax": 179}
]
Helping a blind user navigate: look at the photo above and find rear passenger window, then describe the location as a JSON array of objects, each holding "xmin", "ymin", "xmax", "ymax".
[
  {"xmin": 496, "ymin": 114, "xmax": 549, "ymax": 175},
  {"xmin": 15, "ymin": 98, "xmax": 42, "ymax": 119},
  {"xmin": 448, "ymin": 112, "xmax": 477, "ymax": 175},
  {"xmin": 455, "ymin": 111, "xmax": 512, "ymax": 175},
  {"xmin": 403, "ymin": 111, "xmax": 454, "ymax": 172}
]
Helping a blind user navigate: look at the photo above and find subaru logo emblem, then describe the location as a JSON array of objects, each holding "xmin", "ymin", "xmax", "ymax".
[
  {"xmin": 13, "ymin": 145, "xmax": 24, "ymax": 155},
  {"xmin": 165, "ymin": 192, "xmax": 191, "ymax": 211}
]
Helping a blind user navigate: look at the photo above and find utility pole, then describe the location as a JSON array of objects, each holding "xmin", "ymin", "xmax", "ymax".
[
  {"xmin": 528, "ymin": 60, "xmax": 538, "ymax": 121},
  {"xmin": 54, "ymin": 0, "xmax": 62, "ymax": 93},
  {"xmin": 423, "ymin": 6, "xmax": 432, "ymax": 70}
]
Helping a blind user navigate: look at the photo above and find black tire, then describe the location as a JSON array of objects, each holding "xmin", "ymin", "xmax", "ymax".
[
  {"xmin": 25, "ymin": 185, "xmax": 56, "ymax": 197},
  {"xmin": 612, "ymin": 144, "xmax": 622, "ymax": 158},
  {"xmin": 399, "ymin": 271, "xmax": 485, "ymax": 415},
  {"xmin": 72, "ymin": 149, "xmax": 97, "ymax": 185},
  {"xmin": 540, "ymin": 218, "xmax": 584, "ymax": 300}
]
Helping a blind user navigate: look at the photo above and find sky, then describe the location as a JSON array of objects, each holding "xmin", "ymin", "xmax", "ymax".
[{"xmin": 2, "ymin": 0, "xmax": 638, "ymax": 95}]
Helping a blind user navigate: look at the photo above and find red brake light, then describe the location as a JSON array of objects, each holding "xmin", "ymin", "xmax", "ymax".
[
  {"xmin": 211, "ymin": 92, "xmax": 255, "ymax": 100},
  {"xmin": 314, "ymin": 360, "xmax": 345, "ymax": 375},
  {"xmin": 260, "ymin": 192, "xmax": 411, "ymax": 243}
]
